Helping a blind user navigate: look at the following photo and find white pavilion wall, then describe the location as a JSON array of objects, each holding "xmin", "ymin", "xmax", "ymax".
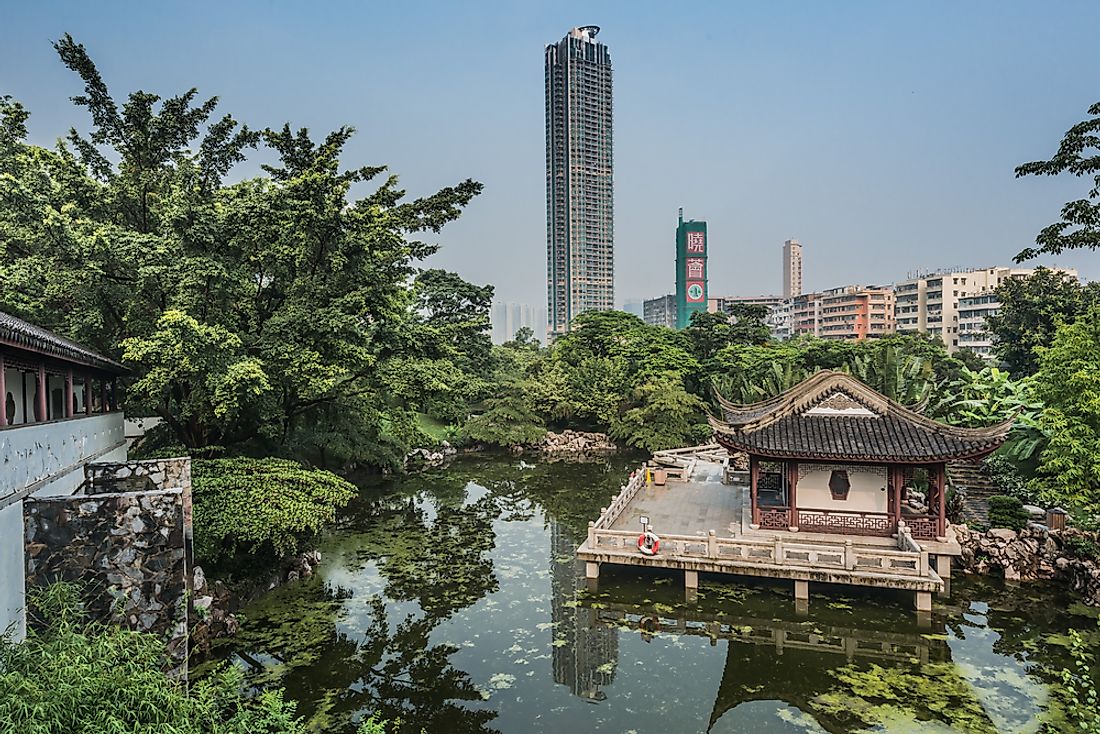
[{"xmin": 797, "ymin": 463, "xmax": 888, "ymax": 514}]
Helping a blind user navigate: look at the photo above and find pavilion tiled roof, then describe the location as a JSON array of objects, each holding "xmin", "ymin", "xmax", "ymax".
[
  {"xmin": 0, "ymin": 311, "xmax": 127, "ymax": 374},
  {"xmin": 711, "ymin": 370, "xmax": 1012, "ymax": 464}
]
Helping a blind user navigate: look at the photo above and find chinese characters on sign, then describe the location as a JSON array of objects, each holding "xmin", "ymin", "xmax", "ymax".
[
  {"xmin": 686, "ymin": 258, "xmax": 705, "ymax": 279},
  {"xmin": 686, "ymin": 231, "xmax": 706, "ymax": 253}
]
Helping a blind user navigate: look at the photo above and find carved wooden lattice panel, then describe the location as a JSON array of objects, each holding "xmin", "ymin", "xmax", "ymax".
[
  {"xmin": 798, "ymin": 510, "xmax": 894, "ymax": 536},
  {"xmin": 759, "ymin": 508, "xmax": 790, "ymax": 529},
  {"xmin": 907, "ymin": 517, "xmax": 937, "ymax": 539}
]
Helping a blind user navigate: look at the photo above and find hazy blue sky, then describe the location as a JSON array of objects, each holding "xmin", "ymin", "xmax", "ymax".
[{"xmin": 3, "ymin": 1, "xmax": 1097, "ymax": 306}]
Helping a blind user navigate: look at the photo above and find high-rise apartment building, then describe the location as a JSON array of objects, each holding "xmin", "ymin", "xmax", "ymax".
[
  {"xmin": 545, "ymin": 26, "xmax": 614, "ymax": 338},
  {"xmin": 895, "ymin": 266, "xmax": 1077, "ymax": 353},
  {"xmin": 675, "ymin": 210, "xmax": 708, "ymax": 328},
  {"xmin": 783, "ymin": 239, "xmax": 803, "ymax": 298}
]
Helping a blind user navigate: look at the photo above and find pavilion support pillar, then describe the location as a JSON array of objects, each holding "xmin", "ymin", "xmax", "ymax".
[
  {"xmin": 787, "ymin": 461, "xmax": 799, "ymax": 531},
  {"xmin": 684, "ymin": 570, "xmax": 698, "ymax": 589},
  {"xmin": 36, "ymin": 362, "xmax": 47, "ymax": 422},
  {"xmin": 109, "ymin": 377, "xmax": 118, "ymax": 411},
  {"xmin": 100, "ymin": 380, "xmax": 108, "ymax": 414},
  {"xmin": 749, "ymin": 455, "xmax": 760, "ymax": 528},
  {"xmin": 890, "ymin": 465, "xmax": 903, "ymax": 532},
  {"xmin": 64, "ymin": 368, "xmax": 74, "ymax": 418},
  {"xmin": 935, "ymin": 464, "xmax": 947, "ymax": 538},
  {"xmin": 83, "ymin": 374, "xmax": 91, "ymax": 415},
  {"xmin": 794, "ymin": 579, "xmax": 808, "ymax": 601},
  {"xmin": 585, "ymin": 562, "xmax": 600, "ymax": 580},
  {"xmin": 915, "ymin": 591, "xmax": 932, "ymax": 613},
  {"xmin": 0, "ymin": 354, "xmax": 6, "ymax": 427},
  {"xmin": 934, "ymin": 554, "xmax": 952, "ymax": 578}
]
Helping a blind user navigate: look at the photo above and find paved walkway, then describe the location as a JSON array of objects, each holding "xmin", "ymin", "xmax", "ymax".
[{"xmin": 609, "ymin": 462, "xmax": 743, "ymax": 536}]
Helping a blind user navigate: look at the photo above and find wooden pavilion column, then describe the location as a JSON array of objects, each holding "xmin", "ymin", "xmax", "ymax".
[
  {"xmin": 935, "ymin": 464, "xmax": 946, "ymax": 537},
  {"xmin": 890, "ymin": 465, "xmax": 903, "ymax": 532},
  {"xmin": 0, "ymin": 353, "xmax": 6, "ymax": 427},
  {"xmin": 36, "ymin": 362, "xmax": 47, "ymax": 422},
  {"xmin": 84, "ymin": 374, "xmax": 91, "ymax": 415},
  {"xmin": 787, "ymin": 461, "xmax": 799, "ymax": 530},
  {"xmin": 64, "ymin": 368, "xmax": 74, "ymax": 418},
  {"xmin": 100, "ymin": 380, "xmax": 108, "ymax": 414},
  {"xmin": 749, "ymin": 455, "xmax": 760, "ymax": 526},
  {"xmin": 110, "ymin": 377, "xmax": 118, "ymax": 411}
]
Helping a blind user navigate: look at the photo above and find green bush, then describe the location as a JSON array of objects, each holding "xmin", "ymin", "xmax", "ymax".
[
  {"xmin": 1062, "ymin": 533, "xmax": 1100, "ymax": 560},
  {"xmin": 987, "ymin": 494, "xmax": 1030, "ymax": 531},
  {"xmin": 192, "ymin": 457, "xmax": 357, "ymax": 562},
  {"xmin": 0, "ymin": 584, "xmax": 306, "ymax": 734},
  {"xmin": 982, "ymin": 454, "xmax": 1037, "ymax": 504}
]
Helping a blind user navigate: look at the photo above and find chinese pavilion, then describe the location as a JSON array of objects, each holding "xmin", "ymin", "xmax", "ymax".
[{"xmin": 712, "ymin": 371, "xmax": 1013, "ymax": 541}]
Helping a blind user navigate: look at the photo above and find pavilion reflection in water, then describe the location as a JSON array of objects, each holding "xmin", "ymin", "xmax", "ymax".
[{"xmin": 552, "ymin": 551, "xmax": 968, "ymax": 731}]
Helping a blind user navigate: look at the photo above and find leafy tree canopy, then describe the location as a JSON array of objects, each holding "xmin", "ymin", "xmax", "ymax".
[
  {"xmin": 1015, "ymin": 100, "xmax": 1100, "ymax": 262},
  {"xmin": 987, "ymin": 267, "xmax": 1100, "ymax": 376}
]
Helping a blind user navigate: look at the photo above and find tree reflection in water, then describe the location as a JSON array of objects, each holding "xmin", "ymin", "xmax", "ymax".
[{"xmin": 205, "ymin": 456, "xmax": 1096, "ymax": 734}]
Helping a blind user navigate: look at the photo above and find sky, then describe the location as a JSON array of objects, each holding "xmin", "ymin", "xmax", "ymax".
[{"xmin": 2, "ymin": 1, "xmax": 1097, "ymax": 308}]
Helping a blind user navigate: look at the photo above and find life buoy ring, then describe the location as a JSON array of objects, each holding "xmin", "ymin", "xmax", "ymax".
[
  {"xmin": 638, "ymin": 530, "xmax": 660, "ymax": 556},
  {"xmin": 639, "ymin": 616, "xmax": 659, "ymax": 633}
]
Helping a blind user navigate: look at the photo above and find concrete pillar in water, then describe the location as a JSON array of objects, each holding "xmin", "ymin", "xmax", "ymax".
[
  {"xmin": 794, "ymin": 579, "xmax": 809, "ymax": 600},
  {"xmin": 915, "ymin": 590, "xmax": 932, "ymax": 613},
  {"xmin": 934, "ymin": 554, "xmax": 952, "ymax": 578},
  {"xmin": 585, "ymin": 562, "xmax": 599, "ymax": 579}
]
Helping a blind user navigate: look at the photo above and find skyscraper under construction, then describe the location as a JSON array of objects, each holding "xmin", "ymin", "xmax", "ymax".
[{"xmin": 545, "ymin": 26, "xmax": 614, "ymax": 337}]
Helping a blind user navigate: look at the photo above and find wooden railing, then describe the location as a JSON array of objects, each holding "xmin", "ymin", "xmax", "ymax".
[
  {"xmin": 586, "ymin": 526, "xmax": 931, "ymax": 579},
  {"xmin": 798, "ymin": 509, "xmax": 895, "ymax": 537}
]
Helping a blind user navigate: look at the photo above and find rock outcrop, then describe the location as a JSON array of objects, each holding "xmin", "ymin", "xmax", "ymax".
[
  {"xmin": 535, "ymin": 430, "xmax": 617, "ymax": 453},
  {"xmin": 955, "ymin": 524, "xmax": 1100, "ymax": 605},
  {"xmin": 403, "ymin": 440, "xmax": 458, "ymax": 469}
]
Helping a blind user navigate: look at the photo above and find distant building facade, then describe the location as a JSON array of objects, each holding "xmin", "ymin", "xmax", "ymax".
[
  {"xmin": 818, "ymin": 285, "xmax": 895, "ymax": 341},
  {"xmin": 783, "ymin": 239, "xmax": 803, "ymax": 298},
  {"xmin": 491, "ymin": 302, "xmax": 548, "ymax": 344},
  {"xmin": 675, "ymin": 211, "xmax": 708, "ymax": 328},
  {"xmin": 956, "ymin": 293, "xmax": 1001, "ymax": 358},
  {"xmin": 792, "ymin": 292, "xmax": 822, "ymax": 337},
  {"xmin": 895, "ymin": 266, "xmax": 1076, "ymax": 353},
  {"xmin": 621, "ymin": 299, "xmax": 644, "ymax": 318},
  {"xmin": 643, "ymin": 294, "xmax": 677, "ymax": 329},
  {"xmin": 545, "ymin": 26, "xmax": 614, "ymax": 338}
]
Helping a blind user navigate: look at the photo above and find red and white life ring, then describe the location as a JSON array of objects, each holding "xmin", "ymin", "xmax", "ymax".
[{"xmin": 638, "ymin": 530, "xmax": 660, "ymax": 556}]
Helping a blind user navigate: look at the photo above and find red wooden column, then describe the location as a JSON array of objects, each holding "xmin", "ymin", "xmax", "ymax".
[
  {"xmin": 890, "ymin": 465, "xmax": 903, "ymax": 531},
  {"xmin": 36, "ymin": 362, "xmax": 47, "ymax": 422},
  {"xmin": 110, "ymin": 377, "xmax": 118, "ymax": 411},
  {"xmin": 64, "ymin": 368, "xmax": 74, "ymax": 418},
  {"xmin": 936, "ymin": 464, "xmax": 946, "ymax": 537},
  {"xmin": 84, "ymin": 374, "xmax": 91, "ymax": 415},
  {"xmin": 0, "ymin": 353, "xmax": 7, "ymax": 427},
  {"xmin": 787, "ymin": 461, "xmax": 799, "ymax": 530},
  {"xmin": 749, "ymin": 455, "xmax": 760, "ymax": 526},
  {"xmin": 100, "ymin": 380, "xmax": 108, "ymax": 414}
]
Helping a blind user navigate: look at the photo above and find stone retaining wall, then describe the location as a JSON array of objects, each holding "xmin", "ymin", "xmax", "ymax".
[
  {"xmin": 23, "ymin": 458, "xmax": 193, "ymax": 669},
  {"xmin": 955, "ymin": 523, "xmax": 1100, "ymax": 605}
]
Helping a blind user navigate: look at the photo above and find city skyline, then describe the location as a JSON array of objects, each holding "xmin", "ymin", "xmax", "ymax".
[{"xmin": 3, "ymin": 3, "xmax": 1098, "ymax": 310}]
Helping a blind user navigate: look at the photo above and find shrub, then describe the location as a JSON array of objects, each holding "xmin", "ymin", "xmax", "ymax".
[
  {"xmin": 1062, "ymin": 533, "xmax": 1100, "ymax": 560},
  {"xmin": 987, "ymin": 495, "xmax": 1030, "ymax": 531},
  {"xmin": 192, "ymin": 457, "xmax": 356, "ymax": 563},
  {"xmin": 0, "ymin": 583, "xmax": 306, "ymax": 734},
  {"xmin": 982, "ymin": 454, "xmax": 1037, "ymax": 504}
]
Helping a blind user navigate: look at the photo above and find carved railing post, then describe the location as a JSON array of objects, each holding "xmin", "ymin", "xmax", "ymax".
[{"xmin": 708, "ymin": 530, "xmax": 717, "ymax": 558}]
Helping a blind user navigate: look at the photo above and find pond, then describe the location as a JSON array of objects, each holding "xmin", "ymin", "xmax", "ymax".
[{"xmin": 205, "ymin": 455, "xmax": 1099, "ymax": 733}]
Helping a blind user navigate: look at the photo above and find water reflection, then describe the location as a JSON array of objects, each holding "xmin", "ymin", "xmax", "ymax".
[{"xmin": 204, "ymin": 456, "xmax": 1093, "ymax": 734}]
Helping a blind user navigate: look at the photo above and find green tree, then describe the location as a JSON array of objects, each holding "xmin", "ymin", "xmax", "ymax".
[
  {"xmin": 611, "ymin": 371, "xmax": 709, "ymax": 451},
  {"xmin": 1029, "ymin": 305, "xmax": 1100, "ymax": 511},
  {"xmin": 0, "ymin": 37, "xmax": 482, "ymax": 467},
  {"xmin": 986, "ymin": 267, "xmax": 1099, "ymax": 376},
  {"xmin": 1014, "ymin": 100, "xmax": 1100, "ymax": 262}
]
